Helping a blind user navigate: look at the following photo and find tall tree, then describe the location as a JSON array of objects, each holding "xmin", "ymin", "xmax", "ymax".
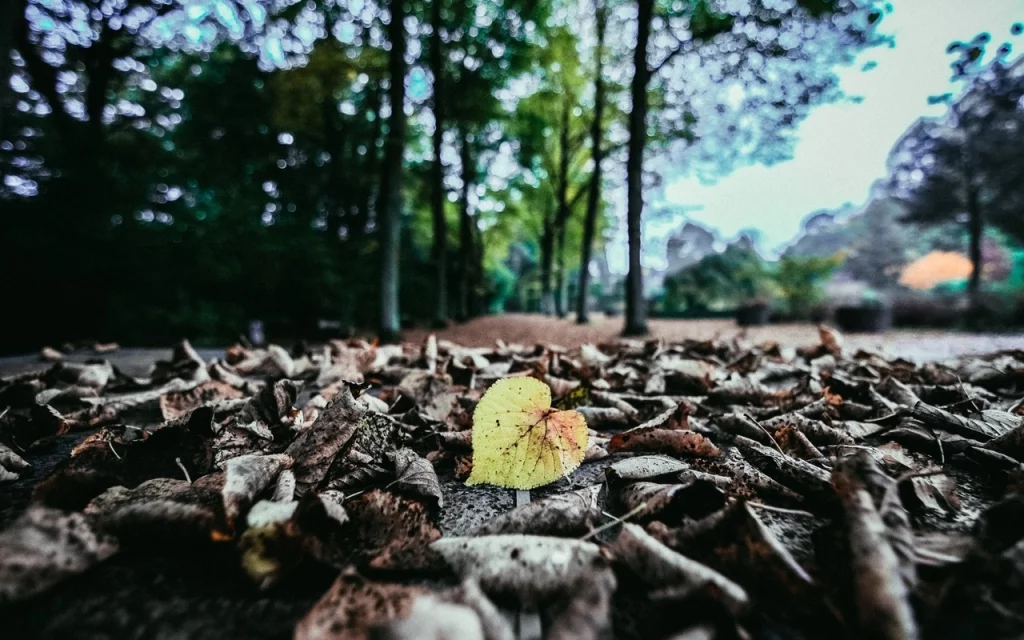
[
  {"xmin": 511, "ymin": 25, "xmax": 588, "ymax": 316},
  {"xmin": 378, "ymin": 0, "xmax": 408, "ymax": 341},
  {"xmin": 431, "ymin": 0, "xmax": 549, "ymax": 318},
  {"xmin": 576, "ymin": 0, "xmax": 607, "ymax": 324},
  {"xmin": 621, "ymin": 0, "xmax": 887, "ymax": 335},
  {"xmin": 888, "ymin": 28, "xmax": 1024, "ymax": 306},
  {"xmin": 457, "ymin": 126, "xmax": 476, "ymax": 320},
  {"xmin": 428, "ymin": 0, "xmax": 448, "ymax": 326},
  {"xmin": 623, "ymin": 0, "xmax": 653, "ymax": 335},
  {"xmin": 0, "ymin": 0, "xmax": 23, "ymax": 153}
]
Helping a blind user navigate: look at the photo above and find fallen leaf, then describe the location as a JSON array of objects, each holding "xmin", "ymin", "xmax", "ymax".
[
  {"xmin": 469, "ymin": 485, "xmax": 601, "ymax": 537},
  {"xmin": 159, "ymin": 380, "xmax": 244, "ymax": 421},
  {"xmin": 286, "ymin": 384, "xmax": 367, "ymax": 496},
  {"xmin": 295, "ymin": 568, "xmax": 425, "ymax": 640},
  {"xmin": 467, "ymin": 377, "xmax": 588, "ymax": 490},
  {"xmin": 832, "ymin": 452, "xmax": 918, "ymax": 640},
  {"xmin": 609, "ymin": 427, "xmax": 721, "ymax": 457},
  {"xmin": 608, "ymin": 523, "xmax": 748, "ymax": 615},
  {"xmin": 606, "ymin": 455, "xmax": 691, "ymax": 482},
  {"xmin": 431, "ymin": 535, "xmax": 603, "ymax": 606},
  {"xmin": 389, "ymin": 448, "xmax": 443, "ymax": 508},
  {"xmin": 221, "ymin": 453, "xmax": 293, "ymax": 526},
  {"xmin": 0, "ymin": 507, "xmax": 118, "ymax": 603}
]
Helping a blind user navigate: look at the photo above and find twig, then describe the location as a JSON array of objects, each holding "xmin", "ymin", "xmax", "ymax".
[
  {"xmin": 108, "ymin": 441, "xmax": 121, "ymax": 460},
  {"xmin": 580, "ymin": 502, "xmax": 648, "ymax": 542},
  {"xmin": 948, "ymin": 377, "xmax": 980, "ymax": 413},
  {"xmin": 744, "ymin": 413, "xmax": 785, "ymax": 455},
  {"xmin": 175, "ymin": 457, "xmax": 192, "ymax": 484},
  {"xmin": 866, "ymin": 410, "xmax": 902, "ymax": 423},
  {"xmin": 896, "ymin": 469, "xmax": 946, "ymax": 484},
  {"xmin": 747, "ymin": 502, "xmax": 816, "ymax": 518},
  {"xmin": 836, "ymin": 444, "xmax": 879, "ymax": 452}
]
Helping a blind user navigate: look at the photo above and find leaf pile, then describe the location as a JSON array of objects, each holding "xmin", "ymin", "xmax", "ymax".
[{"xmin": 1, "ymin": 331, "xmax": 1024, "ymax": 638}]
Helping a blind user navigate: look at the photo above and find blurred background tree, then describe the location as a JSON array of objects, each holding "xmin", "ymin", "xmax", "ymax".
[
  {"xmin": 12, "ymin": 0, "xmax": 1020, "ymax": 350},
  {"xmin": 888, "ymin": 25, "xmax": 1024, "ymax": 308}
]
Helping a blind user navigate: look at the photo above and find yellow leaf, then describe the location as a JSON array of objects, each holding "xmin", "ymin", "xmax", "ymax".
[{"xmin": 467, "ymin": 377, "xmax": 588, "ymax": 490}]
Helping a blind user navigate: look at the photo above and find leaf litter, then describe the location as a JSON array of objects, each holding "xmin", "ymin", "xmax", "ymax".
[{"xmin": 0, "ymin": 330, "xmax": 1023, "ymax": 637}]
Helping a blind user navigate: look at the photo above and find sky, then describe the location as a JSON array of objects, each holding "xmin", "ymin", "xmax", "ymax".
[{"xmin": 612, "ymin": 0, "xmax": 1023, "ymax": 272}]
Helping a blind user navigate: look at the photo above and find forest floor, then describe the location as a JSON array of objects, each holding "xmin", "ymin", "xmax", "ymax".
[{"xmin": 1, "ymin": 321, "xmax": 1024, "ymax": 638}]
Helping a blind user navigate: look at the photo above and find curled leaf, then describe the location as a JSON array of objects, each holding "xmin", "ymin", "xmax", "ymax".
[{"xmin": 389, "ymin": 448, "xmax": 443, "ymax": 508}]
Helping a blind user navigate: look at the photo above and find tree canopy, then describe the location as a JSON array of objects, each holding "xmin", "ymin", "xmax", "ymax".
[{"xmin": 0, "ymin": 0, "xmax": 896, "ymax": 350}]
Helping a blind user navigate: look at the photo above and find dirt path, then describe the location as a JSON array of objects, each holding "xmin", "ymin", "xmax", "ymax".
[
  {"xmin": 405, "ymin": 313, "xmax": 1023, "ymax": 361},
  {"xmin": 1, "ymin": 316, "xmax": 1020, "ymax": 378}
]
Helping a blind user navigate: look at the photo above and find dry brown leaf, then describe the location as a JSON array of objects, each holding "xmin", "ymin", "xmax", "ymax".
[
  {"xmin": 221, "ymin": 453, "xmax": 293, "ymax": 526},
  {"xmin": 431, "ymin": 535, "xmax": 603, "ymax": 606},
  {"xmin": 389, "ymin": 448, "xmax": 443, "ymax": 508},
  {"xmin": 609, "ymin": 427, "xmax": 721, "ymax": 457},
  {"xmin": 294, "ymin": 569, "xmax": 426, "ymax": 640},
  {"xmin": 159, "ymin": 380, "xmax": 244, "ymax": 421},
  {"xmin": 0, "ymin": 507, "xmax": 118, "ymax": 603}
]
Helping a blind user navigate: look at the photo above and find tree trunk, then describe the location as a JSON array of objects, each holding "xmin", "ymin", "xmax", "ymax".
[
  {"xmin": 356, "ymin": 81, "xmax": 383, "ymax": 242},
  {"xmin": 554, "ymin": 224, "xmax": 567, "ymax": 317},
  {"xmin": 428, "ymin": 0, "xmax": 448, "ymax": 327},
  {"xmin": 0, "ymin": 0, "xmax": 23, "ymax": 158},
  {"xmin": 471, "ymin": 219, "xmax": 485, "ymax": 316},
  {"xmin": 623, "ymin": 0, "xmax": 652, "ymax": 336},
  {"xmin": 457, "ymin": 131, "xmax": 475, "ymax": 321},
  {"xmin": 83, "ymin": 28, "xmax": 113, "ymax": 179},
  {"xmin": 966, "ymin": 180, "xmax": 983, "ymax": 308},
  {"xmin": 540, "ymin": 211, "xmax": 555, "ymax": 315},
  {"xmin": 550, "ymin": 96, "xmax": 573, "ymax": 318},
  {"xmin": 576, "ymin": 0, "xmax": 606, "ymax": 325},
  {"xmin": 324, "ymin": 89, "xmax": 348, "ymax": 238},
  {"xmin": 377, "ymin": 0, "xmax": 407, "ymax": 342}
]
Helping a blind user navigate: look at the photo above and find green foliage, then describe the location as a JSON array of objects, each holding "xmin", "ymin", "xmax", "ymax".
[
  {"xmin": 775, "ymin": 254, "xmax": 844, "ymax": 316},
  {"xmin": 661, "ymin": 245, "xmax": 774, "ymax": 313},
  {"xmin": 0, "ymin": 0, "xmax": 897, "ymax": 348},
  {"xmin": 659, "ymin": 247, "xmax": 842, "ymax": 319}
]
